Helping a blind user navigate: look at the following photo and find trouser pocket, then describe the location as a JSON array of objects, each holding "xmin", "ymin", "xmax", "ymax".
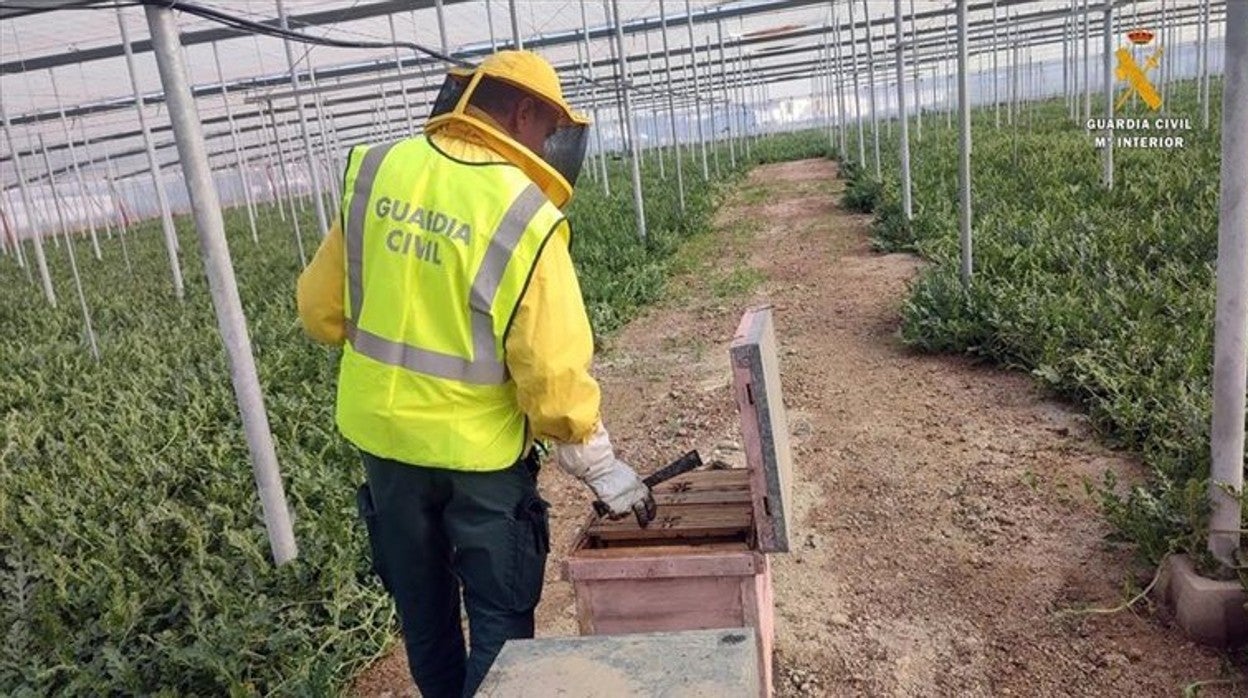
[
  {"xmin": 356, "ymin": 483, "xmax": 391, "ymax": 593},
  {"xmin": 508, "ymin": 490, "xmax": 550, "ymax": 612}
]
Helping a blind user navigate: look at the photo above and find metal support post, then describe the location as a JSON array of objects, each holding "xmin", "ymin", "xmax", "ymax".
[
  {"xmin": 659, "ymin": 0, "xmax": 686, "ymax": 211},
  {"xmin": 266, "ymin": 101, "xmax": 306, "ymax": 265},
  {"xmin": 145, "ymin": 3, "xmax": 298, "ymax": 566},
  {"xmin": 894, "ymin": 0, "xmax": 913, "ymax": 222},
  {"xmin": 705, "ymin": 35, "xmax": 721, "ymax": 177},
  {"xmin": 117, "ymin": 5, "xmax": 184, "ymax": 300},
  {"xmin": 716, "ymin": 19, "xmax": 736, "ymax": 169},
  {"xmin": 686, "ymin": 0, "xmax": 710, "ymax": 180},
  {"xmin": 276, "ymin": 0, "xmax": 329, "ymax": 237},
  {"xmin": 833, "ymin": 12, "xmax": 847, "ymax": 158},
  {"xmin": 848, "ymin": 0, "xmax": 866, "ymax": 166},
  {"xmin": 213, "ymin": 42, "xmax": 258, "ymax": 245},
  {"xmin": 1083, "ymin": 0, "xmax": 1092, "ymax": 122},
  {"xmin": 579, "ymin": 0, "xmax": 610, "ymax": 195},
  {"xmin": 509, "ymin": 0, "xmax": 523, "ymax": 49},
  {"xmin": 389, "ymin": 14, "xmax": 416, "ymax": 133},
  {"xmin": 910, "ymin": 0, "xmax": 921, "ymax": 142},
  {"xmin": 435, "ymin": 0, "xmax": 449, "ymax": 55},
  {"xmin": 48, "ymin": 69, "xmax": 102, "ymax": 260},
  {"xmin": 610, "ymin": 0, "xmax": 648, "ymax": 240},
  {"xmin": 993, "ymin": 0, "xmax": 1000, "ymax": 128},
  {"xmin": 1102, "ymin": 0, "xmax": 1114, "ymax": 190},
  {"xmin": 1207, "ymin": 0, "xmax": 1247, "ymax": 570},
  {"xmin": 1201, "ymin": 0, "xmax": 1212, "ymax": 129},
  {"xmin": 103, "ymin": 156, "xmax": 132, "ymax": 273},
  {"xmin": 2, "ymin": 107, "xmax": 54, "ymax": 305},
  {"xmin": 957, "ymin": 0, "xmax": 972, "ymax": 287},
  {"xmin": 861, "ymin": 0, "xmax": 880, "ymax": 179},
  {"xmin": 39, "ymin": 136, "xmax": 98, "ymax": 360}
]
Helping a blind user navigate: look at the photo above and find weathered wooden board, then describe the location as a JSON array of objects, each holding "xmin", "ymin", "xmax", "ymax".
[
  {"xmin": 585, "ymin": 503, "xmax": 753, "ymax": 544},
  {"xmin": 730, "ymin": 306, "xmax": 793, "ymax": 553},
  {"xmin": 477, "ymin": 628, "xmax": 760, "ymax": 697},
  {"xmin": 565, "ymin": 546, "xmax": 760, "ymax": 580}
]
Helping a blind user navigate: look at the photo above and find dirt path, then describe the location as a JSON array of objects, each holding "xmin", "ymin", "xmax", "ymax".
[{"xmin": 354, "ymin": 159, "xmax": 1238, "ymax": 697}]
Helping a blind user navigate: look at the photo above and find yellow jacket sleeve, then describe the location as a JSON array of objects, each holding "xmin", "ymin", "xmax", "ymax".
[
  {"xmin": 505, "ymin": 221, "xmax": 602, "ymax": 445},
  {"xmin": 296, "ymin": 221, "xmax": 346, "ymax": 346}
]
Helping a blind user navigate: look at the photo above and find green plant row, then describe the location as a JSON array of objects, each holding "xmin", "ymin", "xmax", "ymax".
[
  {"xmin": 0, "ymin": 129, "xmax": 830, "ymax": 695},
  {"xmin": 837, "ymin": 80, "xmax": 1242, "ymax": 588}
]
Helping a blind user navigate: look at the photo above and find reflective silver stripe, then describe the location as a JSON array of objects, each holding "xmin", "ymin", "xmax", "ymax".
[
  {"xmin": 347, "ymin": 320, "xmax": 508, "ymax": 385},
  {"xmin": 468, "ymin": 184, "xmax": 548, "ymax": 314},
  {"xmin": 345, "ymin": 151, "xmax": 549, "ymax": 385},
  {"xmin": 346, "ymin": 142, "xmax": 399, "ymax": 321}
]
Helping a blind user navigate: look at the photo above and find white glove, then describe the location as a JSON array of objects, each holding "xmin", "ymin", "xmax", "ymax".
[{"xmin": 556, "ymin": 423, "xmax": 655, "ymax": 524}]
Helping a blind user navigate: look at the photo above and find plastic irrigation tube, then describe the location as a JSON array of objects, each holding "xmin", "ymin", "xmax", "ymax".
[{"xmin": 144, "ymin": 1, "xmax": 298, "ymax": 567}]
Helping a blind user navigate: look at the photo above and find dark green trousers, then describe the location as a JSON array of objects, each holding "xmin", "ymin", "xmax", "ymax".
[{"xmin": 356, "ymin": 449, "xmax": 550, "ymax": 698}]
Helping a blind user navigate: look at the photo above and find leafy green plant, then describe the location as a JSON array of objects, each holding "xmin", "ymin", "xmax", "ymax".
[
  {"xmin": 0, "ymin": 129, "xmax": 830, "ymax": 694},
  {"xmin": 843, "ymin": 79, "xmax": 1240, "ymax": 585}
]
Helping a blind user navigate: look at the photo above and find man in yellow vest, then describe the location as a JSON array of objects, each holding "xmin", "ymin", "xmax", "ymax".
[{"xmin": 297, "ymin": 51, "xmax": 656, "ymax": 697}]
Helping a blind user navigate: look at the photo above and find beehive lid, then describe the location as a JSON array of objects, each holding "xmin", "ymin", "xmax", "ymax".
[
  {"xmin": 729, "ymin": 306, "xmax": 793, "ymax": 553},
  {"xmin": 477, "ymin": 628, "xmax": 760, "ymax": 697}
]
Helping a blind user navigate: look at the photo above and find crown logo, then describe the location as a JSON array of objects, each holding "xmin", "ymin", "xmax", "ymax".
[{"xmin": 1127, "ymin": 29, "xmax": 1155, "ymax": 45}]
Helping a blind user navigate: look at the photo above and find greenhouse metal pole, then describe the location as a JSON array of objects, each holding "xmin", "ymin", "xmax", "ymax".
[
  {"xmin": 39, "ymin": 137, "xmax": 99, "ymax": 361},
  {"xmin": 48, "ymin": 70, "xmax": 102, "ymax": 260},
  {"xmin": 145, "ymin": 3, "xmax": 298, "ymax": 567},
  {"xmin": 1102, "ymin": 0, "xmax": 1114, "ymax": 190},
  {"xmin": 2, "ymin": 107, "xmax": 55, "ymax": 306},
  {"xmin": 686, "ymin": 0, "xmax": 710, "ymax": 180},
  {"xmin": 117, "ymin": 6, "xmax": 184, "ymax": 301},
  {"xmin": 1201, "ymin": 0, "xmax": 1211, "ymax": 129},
  {"xmin": 266, "ymin": 101, "xmax": 306, "ymax": 266},
  {"xmin": 861, "ymin": 0, "xmax": 880, "ymax": 179},
  {"xmin": 716, "ymin": 19, "xmax": 736, "ymax": 170},
  {"xmin": 103, "ymin": 155, "xmax": 132, "ymax": 274},
  {"xmin": 610, "ymin": 0, "xmax": 648, "ymax": 241},
  {"xmin": 910, "ymin": 0, "xmax": 921, "ymax": 143},
  {"xmin": 993, "ymin": 0, "xmax": 1000, "ymax": 128},
  {"xmin": 213, "ymin": 42, "xmax": 259, "ymax": 245},
  {"xmin": 435, "ymin": 0, "xmax": 449, "ymax": 54},
  {"xmin": 833, "ymin": 13, "xmax": 847, "ymax": 158},
  {"xmin": 73, "ymin": 61, "xmax": 113, "ymax": 241},
  {"xmin": 644, "ymin": 30, "xmax": 666, "ymax": 179},
  {"xmin": 703, "ymin": 36, "xmax": 721, "ymax": 177},
  {"xmin": 1207, "ymin": 0, "xmax": 1247, "ymax": 570},
  {"xmin": 276, "ymin": 0, "xmax": 329, "ymax": 238},
  {"xmin": 944, "ymin": 8, "xmax": 952, "ymax": 130},
  {"xmin": 1083, "ymin": 0, "xmax": 1092, "ymax": 122},
  {"xmin": 739, "ymin": 47, "xmax": 752, "ymax": 160},
  {"xmin": 509, "ymin": 0, "xmax": 523, "ymax": 49},
  {"xmin": 659, "ymin": 0, "xmax": 686, "ymax": 212},
  {"xmin": 389, "ymin": 14, "xmax": 416, "ymax": 133},
  {"xmin": 579, "ymin": 0, "xmax": 610, "ymax": 196},
  {"xmin": 894, "ymin": 0, "xmax": 913, "ymax": 222},
  {"xmin": 486, "ymin": 0, "xmax": 497, "ymax": 50},
  {"xmin": 957, "ymin": 0, "xmax": 972, "ymax": 287},
  {"xmin": 848, "ymin": 0, "xmax": 866, "ymax": 166}
]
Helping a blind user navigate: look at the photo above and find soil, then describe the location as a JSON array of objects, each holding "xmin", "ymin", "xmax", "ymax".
[{"xmin": 352, "ymin": 159, "xmax": 1243, "ymax": 697}]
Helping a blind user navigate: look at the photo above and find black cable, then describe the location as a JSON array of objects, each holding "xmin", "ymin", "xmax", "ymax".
[{"xmin": 1, "ymin": 0, "xmax": 475, "ymax": 68}]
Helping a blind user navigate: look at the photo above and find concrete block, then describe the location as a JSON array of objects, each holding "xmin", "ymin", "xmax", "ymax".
[
  {"xmin": 1159, "ymin": 554, "xmax": 1248, "ymax": 647},
  {"xmin": 476, "ymin": 628, "xmax": 760, "ymax": 697}
]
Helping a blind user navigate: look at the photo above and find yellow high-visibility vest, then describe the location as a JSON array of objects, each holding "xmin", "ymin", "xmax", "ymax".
[{"xmin": 335, "ymin": 136, "xmax": 565, "ymax": 471}]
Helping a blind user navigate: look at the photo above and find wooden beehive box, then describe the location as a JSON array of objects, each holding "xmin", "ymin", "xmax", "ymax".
[{"xmin": 563, "ymin": 306, "xmax": 792, "ymax": 697}]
